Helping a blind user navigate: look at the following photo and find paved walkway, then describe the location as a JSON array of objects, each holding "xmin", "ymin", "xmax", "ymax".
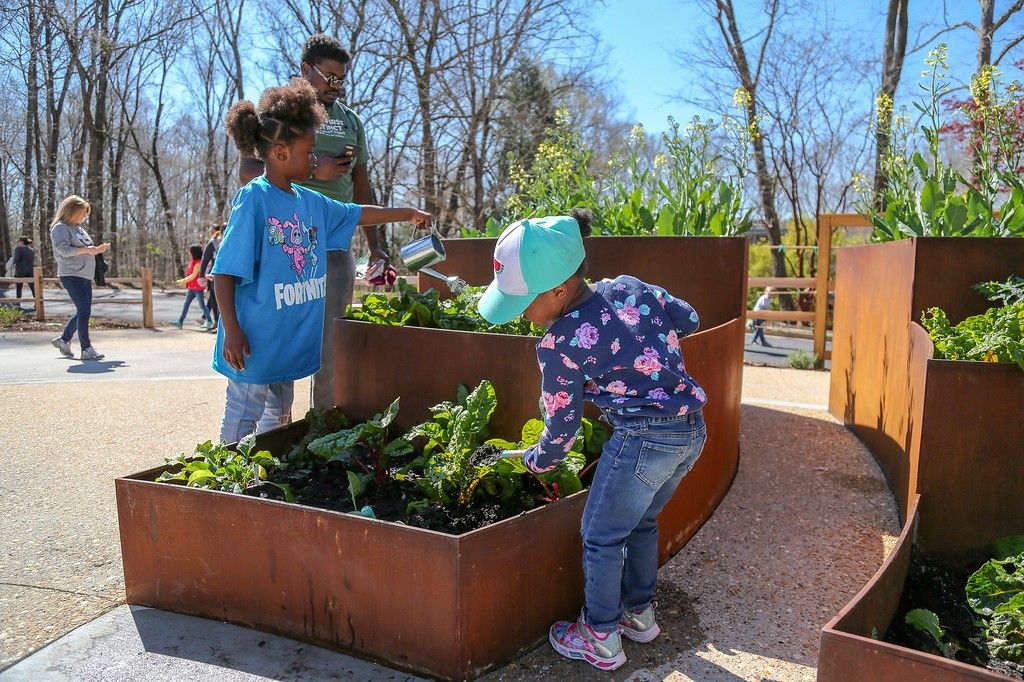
[{"xmin": 0, "ymin": 330, "xmax": 897, "ymax": 680}]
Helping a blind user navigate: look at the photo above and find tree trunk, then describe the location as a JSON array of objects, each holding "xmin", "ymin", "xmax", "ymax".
[
  {"xmin": 22, "ymin": 0, "xmax": 39, "ymax": 237},
  {"xmin": 872, "ymin": 0, "xmax": 909, "ymax": 209}
]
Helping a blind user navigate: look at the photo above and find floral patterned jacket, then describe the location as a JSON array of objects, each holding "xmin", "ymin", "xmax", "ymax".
[{"xmin": 524, "ymin": 275, "xmax": 706, "ymax": 472}]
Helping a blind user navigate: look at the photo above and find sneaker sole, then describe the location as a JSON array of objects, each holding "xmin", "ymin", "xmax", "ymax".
[
  {"xmin": 548, "ymin": 630, "xmax": 626, "ymax": 671},
  {"xmin": 620, "ymin": 622, "xmax": 661, "ymax": 643}
]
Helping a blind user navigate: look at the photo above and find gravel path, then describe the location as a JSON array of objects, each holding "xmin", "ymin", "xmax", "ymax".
[{"xmin": 1, "ymin": 331, "xmax": 897, "ymax": 680}]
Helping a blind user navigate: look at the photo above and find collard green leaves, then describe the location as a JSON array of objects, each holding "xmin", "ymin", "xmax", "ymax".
[{"xmin": 347, "ymin": 278, "xmax": 542, "ymax": 337}]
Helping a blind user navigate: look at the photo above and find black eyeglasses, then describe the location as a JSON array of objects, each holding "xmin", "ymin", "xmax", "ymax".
[{"xmin": 310, "ymin": 63, "xmax": 346, "ymax": 88}]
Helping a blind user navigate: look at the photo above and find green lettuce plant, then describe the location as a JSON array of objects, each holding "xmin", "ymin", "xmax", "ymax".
[
  {"xmin": 307, "ymin": 398, "xmax": 414, "ymax": 511},
  {"xmin": 157, "ymin": 432, "xmax": 292, "ymax": 500},
  {"xmin": 921, "ymin": 276, "xmax": 1024, "ymax": 369},
  {"xmin": 347, "ymin": 279, "xmax": 542, "ymax": 337},
  {"xmin": 966, "ymin": 535, "xmax": 1024, "ymax": 662}
]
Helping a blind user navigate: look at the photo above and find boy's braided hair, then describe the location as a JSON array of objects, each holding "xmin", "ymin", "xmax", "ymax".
[{"xmin": 225, "ymin": 78, "xmax": 327, "ymax": 159}]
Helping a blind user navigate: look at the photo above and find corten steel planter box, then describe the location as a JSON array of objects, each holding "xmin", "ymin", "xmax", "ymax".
[
  {"xmin": 420, "ymin": 236, "xmax": 748, "ymax": 330},
  {"xmin": 117, "ymin": 418, "xmax": 591, "ymax": 681},
  {"xmin": 333, "ymin": 317, "xmax": 744, "ymax": 564},
  {"xmin": 818, "ymin": 497, "xmax": 1017, "ymax": 681},
  {"xmin": 829, "ymin": 237, "xmax": 1024, "ymax": 554}
]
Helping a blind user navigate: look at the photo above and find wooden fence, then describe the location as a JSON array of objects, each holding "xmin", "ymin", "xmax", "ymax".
[
  {"xmin": 1, "ymin": 266, "xmax": 154, "ymax": 328},
  {"xmin": 745, "ymin": 213, "xmax": 873, "ymax": 367}
]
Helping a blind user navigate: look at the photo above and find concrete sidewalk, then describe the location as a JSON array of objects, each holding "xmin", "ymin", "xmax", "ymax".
[{"xmin": 1, "ymin": 330, "xmax": 896, "ymax": 681}]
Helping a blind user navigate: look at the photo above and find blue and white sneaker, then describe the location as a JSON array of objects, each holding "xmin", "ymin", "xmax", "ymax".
[{"xmin": 548, "ymin": 617, "xmax": 626, "ymax": 671}]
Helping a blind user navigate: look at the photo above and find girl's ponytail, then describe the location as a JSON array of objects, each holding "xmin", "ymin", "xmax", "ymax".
[
  {"xmin": 225, "ymin": 100, "xmax": 262, "ymax": 157},
  {"xmin": 571, "ymin": 207, "xmax": 593, "ymax": 238}
]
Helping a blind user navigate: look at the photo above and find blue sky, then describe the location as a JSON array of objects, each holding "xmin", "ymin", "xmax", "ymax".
[{"xmin": 591, "ymin": 0, "xmax": 1023, "ymax": 134}]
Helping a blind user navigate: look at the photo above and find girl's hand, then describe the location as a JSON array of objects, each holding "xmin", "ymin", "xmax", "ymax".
[
  {"xmin": 222, "ymin": 325, "xmax": 251, "ymax": 371},
  {"xmin": 409, "ymin": 210, "xmax": 433, "ymax": 230}
]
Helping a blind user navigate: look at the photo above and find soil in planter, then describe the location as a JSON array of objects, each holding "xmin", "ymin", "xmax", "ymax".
[
  {"xmin": 247, "ymin": 447, "xmax": 547, "ymax": 535},
  {"xmin": 886, "ymin": 549, "xmax": 1024, "ymax": 679}
]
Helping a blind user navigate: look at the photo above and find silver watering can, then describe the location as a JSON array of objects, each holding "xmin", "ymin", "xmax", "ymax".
[{"xmin": 399, "ymin": 229, "xmax": 468, "ymax": 294}]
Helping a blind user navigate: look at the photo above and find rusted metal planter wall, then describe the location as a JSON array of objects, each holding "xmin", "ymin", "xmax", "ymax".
[
  {"xmin": 828, "ymin": 237, "xmax": 1024, "ymax": 552},
  {"xmin": 420, "ymin": 236, "xmax": 748, "ymax": 330},
  {"xmin": 818, "ymin": 496, "xmax": 1015, "ymax": 681},
  {"xmin": 823, "ymin": 237, "xmax": 1023, "ymax": 680},
  {"xmin": 333, "ymin": 316, "xmax": 744, "ymax": 564},
  {"xmin": 117, "ymin": 437, "xmax": 590, "ymax": 681}
]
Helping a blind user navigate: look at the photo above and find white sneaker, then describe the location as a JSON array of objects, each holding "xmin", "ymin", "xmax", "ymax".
[
  {"xmin": 51, "ymin": 337, "xmax": 74, "ymax": 358},
  {"xmin": 81, "ymin": 347, "xmax": 105, "ymax": 361}
]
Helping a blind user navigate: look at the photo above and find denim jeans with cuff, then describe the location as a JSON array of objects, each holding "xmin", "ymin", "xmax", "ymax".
[
  {"xmin": 220, "ymin": 379, "xmax": 295, "ymax": 444},
  {"xmin": 581, "ymin": 409, "xmax": 707, "ymax": 632}
]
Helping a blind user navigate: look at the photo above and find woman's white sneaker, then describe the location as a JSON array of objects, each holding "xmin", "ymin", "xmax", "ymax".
[
  {"xmin": 81, "ymin": 347, "xmax": 105, "ymax": 361},
  {"xmin": 51, "ymin": 337, "xmax": 74, "ymax": 358}
]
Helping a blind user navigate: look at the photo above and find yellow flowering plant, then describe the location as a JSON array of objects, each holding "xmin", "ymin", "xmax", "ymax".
[{"xmin": 871, "ymin": 44, "xmax": 1024, "ymax": 240}]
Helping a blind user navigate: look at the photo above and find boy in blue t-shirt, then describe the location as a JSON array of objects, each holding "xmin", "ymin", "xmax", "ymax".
[{"xmin": 217, "ymin": 78, "xmax": 431, "ymax": 443}]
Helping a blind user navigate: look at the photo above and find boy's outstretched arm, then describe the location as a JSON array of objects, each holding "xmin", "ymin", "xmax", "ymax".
[{"xmin": 358, "ymin": 206, "xmax": 433, "ymax": 230}]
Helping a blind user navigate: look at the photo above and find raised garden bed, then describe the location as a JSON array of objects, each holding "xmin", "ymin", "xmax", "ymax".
[
  {"xmin": 421, "ymin": 235, "xmax": 748, "ymax": 330},
  {"xmin": 117, "ymin": 411, "xmax": 590, "ymax": 681},
  {"xmin": 819, "ymin": 497, "xmax": 1022, "ymax": 681},
  {"xmin": 333, "ymin": 316, "xmax": 744, "ymax": 563},
  {"xmin": 829, "ymin": 237, "xmax": 1024, "ymax": 554}
]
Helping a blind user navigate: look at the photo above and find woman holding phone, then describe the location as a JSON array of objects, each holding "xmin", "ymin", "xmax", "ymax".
[{"xmin": 49, "ymin": 195, "xmax": 109, "ymax": 361}]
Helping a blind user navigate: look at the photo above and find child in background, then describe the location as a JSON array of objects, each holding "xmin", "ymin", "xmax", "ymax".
[
  {"xmin": 478, "ymin": 209, "xmax": 708, "ymax": 671},
  {"xmin": 171, "ymin": 244, "xmax": 212, "ymax": 329},
  {"xmin": 217, "ymin": 78, "xmax": 431, "ymax": 443}
]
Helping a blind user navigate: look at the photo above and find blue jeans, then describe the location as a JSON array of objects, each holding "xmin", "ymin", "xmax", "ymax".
[
  {"xmin": 220, "ymin": 379, "xmax": 295, "ymax": 444},
  {"xmin": 178, "ymin": 289, "xmax": 210, "ymax": 324},
  {"xmin": 581, "ymin": 410, "xmax": 707, "ymax": 632},
  {"xmin": 60, "ymin": 276, "xmax": 93, "ymax": 349}
]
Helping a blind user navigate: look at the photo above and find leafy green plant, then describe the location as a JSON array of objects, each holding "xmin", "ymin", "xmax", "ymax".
[
  {"xmin": 157, "ymin": 432, "xmax": 292, "ymax": 499},
  {"xmin": 497, "ymin": 109, "xmax": 750, "ymax": 237},
  {"xmin": 921, "ymin": 276, "xmax": 1024, "ymax": 369},
  {"xmin": 869, "ymin": 45, "xmax": 1024, "ymax": 240},
  {"xmin": 966, "ymin": 535, "xmax": 1024, "ymax": 662},
  {"xmin": 406, "ymin": 381, "xmax": 499, "ymax": 506},
  {"xmin": 307, "ymin": 398, "xmax": 414, "ymax": 510},
  {"xmin": 485, "ymin": 416, "xmax": 611, "ymax": 502},
  {"xmin": 0, "ymin": 306, "xmax": 23, "ymax": 327},
  {"xmin": 285, "ymin": 407, "xmax": 349, "ymax": 465},
  {"xmin": 347, "ymin": 278, "xmax": 542, "ymax": 336},
  {"xmin": 788, "ymin": 349, "xmax": 817, "ymax": 370},
  {"xmin": 905, "ymin": 608, "xmax": 957, "ymax": 658}
]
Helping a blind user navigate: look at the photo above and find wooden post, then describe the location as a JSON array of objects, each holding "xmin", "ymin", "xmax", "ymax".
[
  {"xmin": 34, "ymin": 266, "xmax": 44, "ymax": 321},
  {"xmin": 141, "ymin": 267, "xmax": 154, "ymax": 329},
  {"xmin": 812, "ymin": 216, "xmax": 832, "ymax": 367}
]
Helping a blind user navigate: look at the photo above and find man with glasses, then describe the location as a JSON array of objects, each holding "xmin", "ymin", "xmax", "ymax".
[{"xmin": 240, "ymin": 33, "xmax": 386, "ymax": 409}]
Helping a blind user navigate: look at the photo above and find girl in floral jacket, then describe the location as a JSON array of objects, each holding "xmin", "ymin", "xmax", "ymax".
[{"xmin": 477, "ymin": 208, "xmax": 708, "ymax": 671}]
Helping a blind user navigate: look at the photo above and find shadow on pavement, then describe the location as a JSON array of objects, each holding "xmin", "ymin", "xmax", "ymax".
[
  {"xmin": 129, "ymin": 606, "xmax": 417, "ymax": 680},
  {"xmin": 66, "ymin": 360, "xmax": 127, "ymax": 374}
]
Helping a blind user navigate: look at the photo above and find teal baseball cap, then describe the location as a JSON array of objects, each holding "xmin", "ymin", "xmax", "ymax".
[{"xmin": 477, "ymin": 215, "xmax": 585, "ymax": 324}]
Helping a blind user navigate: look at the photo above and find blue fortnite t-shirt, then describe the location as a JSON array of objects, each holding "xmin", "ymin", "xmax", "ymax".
[{"xmin": 211, "ymin": 176, "xmax": 361, "ymax": 384}]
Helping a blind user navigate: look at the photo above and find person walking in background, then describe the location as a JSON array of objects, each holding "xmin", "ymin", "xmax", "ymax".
[
  {"xmin": 199, "ymin": 223, "xmax": 223, "ymax": 332},
  {"xmin": 751, "ymin": 286, "xmax": 773, "ymax": 347},
  {"xmin": 239, "ymin": 34, "xmax": 386, "ymax": 410},
  {"xmin": 12, "ymin": 236, "xmax": 35, "ymax": 306},
  {"xmin": 49, "ymin": 195, "xmax": 109, "ymax": 361},
  {"xmin": 171, "ymin": 244, "xmax": 212, "ymax": 329}
]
